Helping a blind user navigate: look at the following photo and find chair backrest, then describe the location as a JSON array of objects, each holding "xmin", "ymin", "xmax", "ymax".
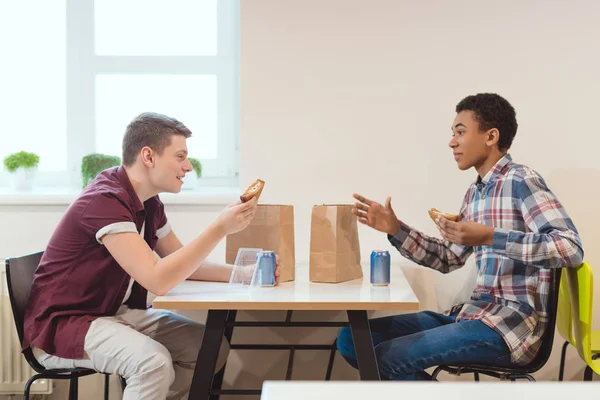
[
  {"xmin": 564, "ymin": 262, "xmax": 595, "ymax": 371},
  {"xmin": 557, "ymin": 270, "xmax": 576, "ymax": 346},
  {"xmin": 521, "ymin": 267, "xmax": 563, "ymax": 371},
  {"xmin": 5, "ymin": 251, "xmax": 44, "ymax": 346},
  {"xmin": 445, "ymin": 267, "xmax": 563, "ymax": 374}
]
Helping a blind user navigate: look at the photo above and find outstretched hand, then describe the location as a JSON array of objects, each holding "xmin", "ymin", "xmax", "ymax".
[{"xmin": 352, "ymin": 193, "xmax": 401, "ymax": 236}]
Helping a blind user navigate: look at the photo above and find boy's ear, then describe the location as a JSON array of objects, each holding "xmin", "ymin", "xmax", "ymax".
[
  {"xmin": 485, "ymin": 128, "xmax": 500, "ymax": 148},
  {"xmin": 140, "ymin": 146, "xmax": 155, "ymax": 166}
]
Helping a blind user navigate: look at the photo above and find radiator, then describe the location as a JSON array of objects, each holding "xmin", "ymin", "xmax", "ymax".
[{"xmin": 0, "ymin": 262, "xmax": 52, "ymax": 395}]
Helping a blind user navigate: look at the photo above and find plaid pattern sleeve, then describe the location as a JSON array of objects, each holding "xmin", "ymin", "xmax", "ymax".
[
  {"xmin": 387, "ymin": 191, "xmax": 473, "ymax": 274},
  {"xmin": 492, "ymin": 172, "xmax": 584, "ymax": 269}
]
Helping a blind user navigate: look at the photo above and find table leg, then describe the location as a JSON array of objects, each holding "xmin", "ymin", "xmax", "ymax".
[
  {"xmin": 209, "ymin": 310, "xmax": 237, "ymax": 400},
  {"xmin": 189, "ymin": 309, "xmax": 229, "ymax": 400},
  {"xmin": 347, "ymin": 310, "xmax": 380, "ymax": 380}
]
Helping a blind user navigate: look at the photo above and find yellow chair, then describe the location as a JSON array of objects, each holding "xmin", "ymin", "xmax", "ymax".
[{"xmin": 557, "ymin": 262, "xmax": 600, "ymax": 381}]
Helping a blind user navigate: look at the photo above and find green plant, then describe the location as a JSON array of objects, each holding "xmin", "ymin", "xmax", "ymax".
[
  {"xmin": 188, "ymin": 157, "xmax": 202, "ymax": 178},
  {"xmin": 3, "ymin": 151, "xmax": 40, "ymax": 172},
  {"xmin": 81, "ymin": 153, "xmax": 121, "ymax": 188}
]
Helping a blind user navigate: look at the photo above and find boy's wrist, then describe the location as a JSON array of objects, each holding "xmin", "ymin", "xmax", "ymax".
[
  {"xmin": 387, "ymin": 218, "xmax": 401, "ymax": 236},
  {"xmin": 485, "ymin": 226, "xmax": 495, "ymax": 246}
]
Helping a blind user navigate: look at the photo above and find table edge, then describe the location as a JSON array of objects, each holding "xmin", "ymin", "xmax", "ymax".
[{"xmin": 151, "ymin": 301, "xmax": 421, "ymax": 311}]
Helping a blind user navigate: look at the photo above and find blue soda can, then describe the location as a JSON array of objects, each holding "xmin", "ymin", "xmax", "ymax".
[
  {"xmin": 370, "ymin": 250, "xmax": 391, "ymax": 286},
  {"xmin": 256, "ymin": 251, "xmax": 276, "ymax": 287}
]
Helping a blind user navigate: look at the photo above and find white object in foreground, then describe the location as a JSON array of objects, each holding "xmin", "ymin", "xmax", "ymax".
[{"xmin": 260, "ymin": 381, "xmax": 595, "ymax": 400}]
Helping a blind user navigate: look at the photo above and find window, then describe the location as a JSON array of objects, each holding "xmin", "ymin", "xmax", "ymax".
[{"xmin": 0, "ymin": 0, "xmax": 239, "ymax": 189}]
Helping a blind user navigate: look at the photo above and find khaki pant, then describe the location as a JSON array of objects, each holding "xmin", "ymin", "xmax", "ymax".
[{"xmin": 33, "ymin": 306, "xmax": 230, "ymax": 400}]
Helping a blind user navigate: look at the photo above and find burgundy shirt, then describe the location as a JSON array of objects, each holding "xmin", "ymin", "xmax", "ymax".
[{"xmin": 23, "ymin": 166, "xmax": 171, "ymax": 359}]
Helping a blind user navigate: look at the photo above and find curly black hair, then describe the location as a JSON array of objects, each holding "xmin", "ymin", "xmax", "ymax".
[{"xmin": 455, "ymin": 93, "xmax": 518, "ymax": 151}]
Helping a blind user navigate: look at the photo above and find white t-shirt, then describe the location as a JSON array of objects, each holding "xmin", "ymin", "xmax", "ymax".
[
  {"xmin": 121, "ymin": 221, "xmax": 145, "ymax": 304},
  {"xmin": 96, "ymin": 216, "xmax": 171, "ymax": 304},
  {"xmin": 122, "ymin": 276, "xmax": 135, "ymax": 304}
]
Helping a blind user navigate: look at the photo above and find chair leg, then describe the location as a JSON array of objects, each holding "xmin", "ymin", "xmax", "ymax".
[
  {"xmin": 23, "ymin": 373, "xmax": 44, "ymax": 400},
  {"xmin": 431, "ymin": 366, "xmax": 444, "ymax": 380},
  {"xmin": 584, "ymin": 366, "xmax": 594, "ymax": 381},
  {"xmin": 325, "ymin": 340, "xmax": 337, "ymax": 380},
  {"xmin": 68, "ymin": 376, "xmax": 79, "ymax": 400},
  {"xmin": 285, "ymin": 347, "xmax": 296, "ymax": 380},
  {"xmin": 119, "ymin": 376, "xmax": 127, "ymax": 392},
  {"xmin": 558, "ymin": 340, "xmax": 569, "ymax": 381},
  {"xmin": 104, "ymin": 374, "xmax": 110, "ymax": 400},
  {"xmin": 507, "ymin": 374, "xmax": 535, "ymax": 382}
]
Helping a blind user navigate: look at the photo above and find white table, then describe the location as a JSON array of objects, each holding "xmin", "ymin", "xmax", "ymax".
[
  {"xmin": 154, "ymin": 263, "xmax": 418, "ymax": 311},
  {"xmin": 261, "ymin": 381, "xmax": 593, "ymax": 400},
  {"xmin": 153, "ymin": 264, "xmax": 419, "ymax": 400}
]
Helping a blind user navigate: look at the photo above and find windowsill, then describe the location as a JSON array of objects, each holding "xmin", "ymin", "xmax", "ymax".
[{"xmin": 0, "ymin": 186, "xmax": 240, "ymax": 206}]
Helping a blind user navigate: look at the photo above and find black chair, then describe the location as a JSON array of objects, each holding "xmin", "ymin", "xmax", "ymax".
[
  {"xmin": 6, "ymin": 251, "xmax": 122, "ymax": 399},
  {"xmin": 431, "ymin": 268, "xmax": 562, "ymax": 382}
]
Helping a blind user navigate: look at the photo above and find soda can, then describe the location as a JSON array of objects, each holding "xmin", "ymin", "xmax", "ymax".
[
  {"xmin": 370, "ymin": 250, "xmax": 391, "ymax": 286},
  {"xmin": 255, "ymin": 251, "xmax": 276, "ymax": 287}
]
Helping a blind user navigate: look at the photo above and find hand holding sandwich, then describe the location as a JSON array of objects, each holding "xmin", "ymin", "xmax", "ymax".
[{"xmin": 432, "ymin": 210, "xmax": 494, "ymax": 246}]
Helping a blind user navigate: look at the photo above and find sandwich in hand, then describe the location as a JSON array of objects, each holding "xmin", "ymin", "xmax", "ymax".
[
  {"xmin": 240, "ymin": 179, "xmax": 265, "ymax": 203},
  {"xmin": 428, "ymin": 208, "xmax": 460, "ymax": 223}
]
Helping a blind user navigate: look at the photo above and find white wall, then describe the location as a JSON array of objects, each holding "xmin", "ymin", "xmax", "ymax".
[
  {"xmin": 239, "ymin": 0, "xmax": 600, "ymax": 382},
  {"xmin": 2, "ymin": 1, "xmax": 600, "ymax": 398}
]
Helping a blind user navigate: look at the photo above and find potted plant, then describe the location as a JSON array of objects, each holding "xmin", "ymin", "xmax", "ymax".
[
  {"xmin": 183, "ymin": 157, "xmax": 202, "ymax": 190},
  {"xmin": 3, "ymin": 151, "xmax": 40, "ymax": 191},
  {"xmin": 81, "ymin": 153, "xmax": 121, "ymax": 188}
]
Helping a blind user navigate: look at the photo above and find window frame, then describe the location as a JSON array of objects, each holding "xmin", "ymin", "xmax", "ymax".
[{"xmin": 2, "ymin": 0, "xmax": 240, "ymax": 190}]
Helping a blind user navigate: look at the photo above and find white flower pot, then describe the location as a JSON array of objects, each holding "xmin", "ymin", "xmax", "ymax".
[
  {"xmin": 9, "ymin": 166, "xmax": 37, "ymax": 191},
  {"xmin": 182, "ymin": 169, "xmax": 199, "ymax": 190}
]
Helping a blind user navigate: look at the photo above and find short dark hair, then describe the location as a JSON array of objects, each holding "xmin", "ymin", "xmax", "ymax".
[
  {"xmin": 122, "ymin": 112, "xmax": 192, "ymax": 166},
  {"xmin": 455, "ymin": 93, "xmax": 518, "ymax": 151}
]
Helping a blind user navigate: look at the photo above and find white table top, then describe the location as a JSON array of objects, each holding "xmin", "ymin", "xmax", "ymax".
[
  {"xmin": 152, "ymin": 264, "xmax": 419, "ymax": 311},
  {"xmin": 260, "ymin": 381, "xmax": 593, "ymax": 400}
]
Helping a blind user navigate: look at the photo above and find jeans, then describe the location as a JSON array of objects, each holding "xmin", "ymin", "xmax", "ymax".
[{"xmin": 336, "ymin": 310, "xmax": 513, "ymax": 380}]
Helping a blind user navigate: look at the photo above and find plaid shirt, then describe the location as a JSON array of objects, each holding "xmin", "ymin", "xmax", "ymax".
[{"xmin": 389, "ymin": 154, "xmax": 583, "ymax": 365}]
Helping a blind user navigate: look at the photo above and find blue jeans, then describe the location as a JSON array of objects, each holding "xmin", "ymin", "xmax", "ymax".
[{"xmin": 336, "ymin": 310, "xmax": 513, "ymax": 380}]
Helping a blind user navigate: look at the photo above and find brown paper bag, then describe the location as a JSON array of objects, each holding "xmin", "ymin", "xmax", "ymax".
[
  {"xmin": 309, "ymin": 204, "xmax": 363, "ymax": 283},
  {"xmin": 226, "ymin": 204, "xmax": 295, "ymax": 282}
]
